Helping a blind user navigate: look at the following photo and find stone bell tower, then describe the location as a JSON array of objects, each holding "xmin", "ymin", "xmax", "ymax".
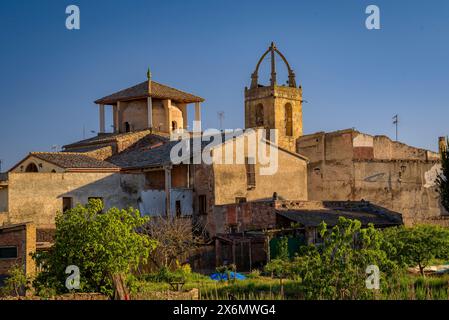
[{"xmin": 244, "ymin": 42, "xmax": 303, "ymax": 152}]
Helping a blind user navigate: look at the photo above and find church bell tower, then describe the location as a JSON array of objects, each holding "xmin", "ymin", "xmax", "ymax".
[{"xmin": 244, "ymin": 42, "xmax": 303, "ymax": 152}]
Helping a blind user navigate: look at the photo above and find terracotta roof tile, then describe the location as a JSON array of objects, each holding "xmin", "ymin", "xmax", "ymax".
[
  {"xmin": 94, "ymin": 80, "xmax": 204, "ymax": 104},
  {"xmin": 31, "ymin": 152, "xmax": 119, "ymax": 170}
]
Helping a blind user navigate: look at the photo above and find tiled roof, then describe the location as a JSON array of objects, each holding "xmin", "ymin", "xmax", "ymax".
[
  {"xmin": 276, "ymin": 202, "xmax": 402, "ymax": 227},
  {"xmin": 63, "ymin": 130, "xmax": 170, "ymax": 150},
  {"xmin": 108, "ymin": 132, "xmax": 244, "ymax": 169},
  {"xmin": 31, "ymin": 152, "xmax": 119, "ymax": 170},
  {"xmin": 94, "ymin": 80, "xmax": 204, "ymax": 105}
]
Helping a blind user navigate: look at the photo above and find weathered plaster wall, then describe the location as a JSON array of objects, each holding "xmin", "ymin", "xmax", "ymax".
[
  {"xmin": 6, "ymin": 172, "xmax": 145, "ymax": 228},
  {"xmin": 139, "ymin": 189, "xmax": 193, "ymax": 216},
  {"xmin": 212, "ymin": 146, "xmax": 308, "ymax": 206},
  {"xmin": 120, "ymin": 99, "xmax": 148, "ymax": 132},
  {"xmin": 297, "ymin": 129, "xmax": 446, "ymax": 226}
]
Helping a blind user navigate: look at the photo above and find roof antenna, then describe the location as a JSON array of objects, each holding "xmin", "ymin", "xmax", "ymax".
[
  {"xmin": 218, "ymin": 111, "xmax": 225, "ymax": 131},
  {"xmin": 392, "ymin": 114, "xmax": 399, "ymax": 141}
]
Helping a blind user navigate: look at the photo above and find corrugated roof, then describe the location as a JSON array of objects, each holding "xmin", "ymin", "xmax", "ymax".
[
  {"xmin": 31, "ymin": 152, "xmax": 119, "ymax": 170},
  {"xmin": 94, "ymin": 80, "xmax": 204, "ymax": 104}
]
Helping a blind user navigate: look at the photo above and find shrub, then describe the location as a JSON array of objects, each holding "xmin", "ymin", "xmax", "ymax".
[{"xmin": 33, "ymin": 200, "xmax": 157, "ymax": 297}]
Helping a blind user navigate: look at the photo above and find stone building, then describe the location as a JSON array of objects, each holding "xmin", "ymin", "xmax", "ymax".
[
  {"xmin": 297, "ymin": 129, "xmax": 447, "ymax": 226},
  {"xmin": 0, "ymin": 43, "xmax": 442, "ymax": 276}
]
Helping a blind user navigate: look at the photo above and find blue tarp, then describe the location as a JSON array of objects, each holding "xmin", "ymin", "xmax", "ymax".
[{"xmin": 210, "ymin": 272, "xmax": 247, "ymax": 281}]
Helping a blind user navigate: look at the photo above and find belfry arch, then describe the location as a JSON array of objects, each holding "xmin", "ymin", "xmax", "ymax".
[{"xmin": 244, "ymin": 42, "xmax": 303, "ymax": 153}]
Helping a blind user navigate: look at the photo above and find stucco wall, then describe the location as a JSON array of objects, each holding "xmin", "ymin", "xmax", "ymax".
[
  {"xmin": 212, "ymin": 145, "xmax": 308, "ymax": 205},
  {"xmin": 6, "ymin": 172, "xmax": 145, "ymax": 227},
  {"xmin": 120, "ymin": 99, "xmax": 148, "ymax": 132},
  {"xmin": 139, "ymin": 189, "xmax": 193, "ymax": 216},
  {"xmin": 298, "ymin": 129, "xmax": 446, "ymax": 226}
]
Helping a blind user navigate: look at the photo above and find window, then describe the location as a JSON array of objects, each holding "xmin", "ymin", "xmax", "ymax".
[
  {"xmin": 124, "ymin": 122, "xmax": 131, "ymax": 133},
  {"xmin": 255, "ymin": 104, "xmax": 264, "ymax": 127},
  {"xmin": 175, "ymin": 200, "xmax": 182, "ymax": 218},
  {"xmin": 172, "ymin": 121, "xmax": 178, "ymax": 131},
  {"xmin": 245, "ymin": 157, "xmax": 256, "ymax": 189},
  {"xmin": 0, "ymin": 247, "xmax": 18, "ymax": 259},
  {"xmin": 285, "ymin": 103, "xmax": 293, "ymax": 136},
  {"xmin": 235, "ymin": 197, "xmax": 247, "ymax": 204},
  {"xmin": 198, "ymin": 195, "xmax": 207, "ymax": 215},
  {"xmin": 63, "ymin": 197, "xmax": 73, "ymax": 213},
  {"xmin": 25, "ymin": 163, "xmax": 38, "ymax": 172}
]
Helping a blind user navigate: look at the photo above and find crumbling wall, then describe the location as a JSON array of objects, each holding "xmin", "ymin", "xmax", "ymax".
[
  {"xmin": 210, "ymin": 201, "xmax": 276, "ymax": 235},
  {"xmin": 297, "ymin": 129, "xmax": 446, "ymax": 226}
]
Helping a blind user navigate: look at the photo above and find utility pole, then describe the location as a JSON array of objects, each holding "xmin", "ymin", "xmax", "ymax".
[
  {"xmin": 0, "ymin": 159, "xmax": 2, "ymax": 173},
  {"xmin": 392, "ymin": 114, "xmax": 399, "ymax": 141}
]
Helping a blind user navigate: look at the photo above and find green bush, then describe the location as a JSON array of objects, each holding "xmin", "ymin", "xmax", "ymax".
[{"xmin": 33, "ymin": 200, "xmax": 157, "ymax": 297}]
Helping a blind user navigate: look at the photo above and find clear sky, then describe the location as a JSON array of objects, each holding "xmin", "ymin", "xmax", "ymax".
[{"xmin": 0, "ymin": 0, "xmax": 448, "ymax": 171}]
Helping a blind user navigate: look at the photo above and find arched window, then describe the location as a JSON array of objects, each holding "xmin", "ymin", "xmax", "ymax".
[
  {"xmin": 124, "ymin": 122, "xmax": 131, "ymax": 133},
  {"xmin": 25, "ymin": 163, "xmax": 38, "ymax": 172},
  {"xmin": 285, "ymin": 103, "xmax": 293, "ymax": 136},
  {"xmin": 255, "ymin": 104, "xmax": 264, "ymax": 127},
  {"xmin": 171, "ymin": 121, "xmax": 178, "ymax": 131}
]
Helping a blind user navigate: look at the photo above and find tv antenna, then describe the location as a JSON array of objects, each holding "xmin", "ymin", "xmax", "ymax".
[
  {"xmin": 218, "ymin": 111, "xmax": 225, "ymax": 130},
  {"xmin": 392, "ymin": 114, "xmax": 399, "ymax": 141}
]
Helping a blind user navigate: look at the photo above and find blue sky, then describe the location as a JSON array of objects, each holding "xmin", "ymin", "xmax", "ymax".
[{"xmin": 0, "ymin": 0, "xmax": 448, "ymax": 170}]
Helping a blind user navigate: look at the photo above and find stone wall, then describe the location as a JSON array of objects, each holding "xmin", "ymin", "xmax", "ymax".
[
  {"xmin": 297, "ymin": 129, "xmax": 446, "ymax": 226},
  {"xmin": 211, "ymin": 201, "xmax": 276, "ymax": 235},
  {"xmin": 212, "ymin": 142, "xmax": 308, "ymax": 205},
  {"xmin": 6, "ymin": 172, "xmax": 145, "ymax": 228}
]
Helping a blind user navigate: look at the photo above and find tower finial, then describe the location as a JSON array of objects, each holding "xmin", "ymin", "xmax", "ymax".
[{"xmin": 147, "ymin": 67, "xmax": 152, "ymax": 80}]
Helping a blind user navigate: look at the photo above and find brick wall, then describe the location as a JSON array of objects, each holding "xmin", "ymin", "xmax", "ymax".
[{"xmin": 0, "ymin": 223, "xmax": 36, "ymax": 279}]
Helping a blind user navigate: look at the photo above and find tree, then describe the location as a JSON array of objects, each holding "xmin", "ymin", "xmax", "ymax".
[
  {"xmin": 383, "ymin": 224, "xmax": 449, "ymax": 276},
  {"xmin": 1, "ymin": 264, "xmax": 28, "ymax": 297},
  {"xmin": 142, "ymin": 216, "xmax": 205, "ymax": 269},
  {"xmin": 290, "ymin": 217, "xmax": 398, "ymax": 300},
  {"xmin": 437, "ymin": 137, "xmax": 449, "ymax": 212},
  {"xmin": 33, "ymin": 200, "xmax": 157, "ymax": 296}
]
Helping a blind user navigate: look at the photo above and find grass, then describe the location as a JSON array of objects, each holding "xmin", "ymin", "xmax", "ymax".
[{"xmin": 129, "ymin": 270, "xmax": 449, "ymax": 300}]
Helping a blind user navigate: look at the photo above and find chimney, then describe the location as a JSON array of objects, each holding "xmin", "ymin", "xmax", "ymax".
[{"xmin": 439, "ymin": 137, "xmax": 446, "ymax": 154}]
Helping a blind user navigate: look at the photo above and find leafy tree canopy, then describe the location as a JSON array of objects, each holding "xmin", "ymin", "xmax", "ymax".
[{"xmin": 34, "ymin": 200, "xmax": 157, "ymax": 296}]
